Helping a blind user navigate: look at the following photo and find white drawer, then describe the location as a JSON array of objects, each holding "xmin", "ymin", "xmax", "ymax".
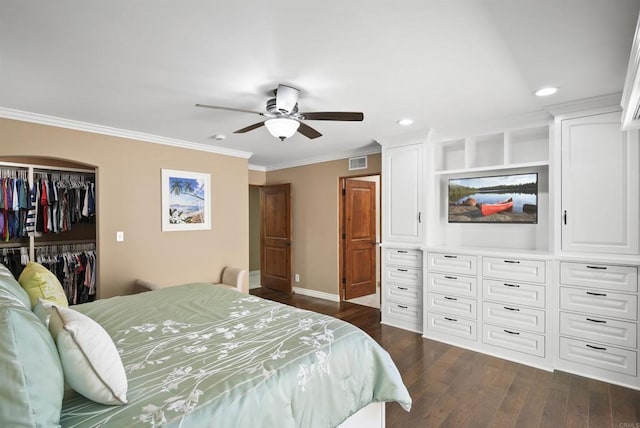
[
  {"xmin": 560, "ymin": 262, "xmax": 638, "ymax": 293},
  {"xmin": 482, "ymin": 279, "xmax": 545, "ymax": 309},
  {"xmin": 384, "ymin": 248, "xmax": 422, "ymax": 268},
  {"xmin": 483, "ymin": 302, "xmax": 545, "ymax": 333},
  {"xmin": 426, "ymin": 312, "xmax": 477, "ymax": 340},
  {"xmin": 384, "ymin": 283, "xmax": 422, "ymax": 306},
  {"xmin": 382, "ymin": 302, "xmax": 422, "ymax": 332},
  {"xmin": 559, "ymin": 336, "xmax": 637, "ymax": 376},
  {"xmin": 560, "ymin": 312, "xmax": 637, "ymax": 349},
  {"xmin": 427, "ymin": 252, "xmax": 477, "ymax": 275},
  {"xmin": 427, "ymin": 293, "xmax": 477, "ymax": 319},
  {"xmin": 482, "ymin": 324, "xmax": 545, "ymax": 357},
  {"xmin": 482, "ymin": 257, "xmax": 546, "ymax": 284},
  {"xmin": 560, "ymin": 287, "xmax": 638, "ymax": 321},
  {"xmin": 384, "ymin": 266, "xmax": 422, "ymax": 286},
  {"xmin": 427, "ymin": 273, "xmax": 477, "ymax": 298}
]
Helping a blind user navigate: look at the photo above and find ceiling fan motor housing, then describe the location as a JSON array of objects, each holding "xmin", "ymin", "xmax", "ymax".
[{"xmin": 266, "ymin": 98, "xmax": 298, "ymax": 116}]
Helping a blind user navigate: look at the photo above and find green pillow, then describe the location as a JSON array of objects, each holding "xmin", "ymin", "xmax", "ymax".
[
  {"xmin": 0, "ymin": 263, "xmax": 31, "ymax": 308},
  {"xmin": 0, "ymin": 301, "xmax": 64, "ymax": 427},
  {"xmin": 18, "ymin": 262, "xmax": 68, "ymax": 308}
]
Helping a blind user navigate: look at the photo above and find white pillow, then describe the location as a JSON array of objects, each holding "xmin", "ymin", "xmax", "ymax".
[{"xmin": 48, "ymin": 306, "xmax": 128, "ymax": 405}]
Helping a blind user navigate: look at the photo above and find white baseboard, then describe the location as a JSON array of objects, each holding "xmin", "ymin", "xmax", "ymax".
[{"xmin": 293, "ymin": 286, "xmax": 340, "ymax": 302}]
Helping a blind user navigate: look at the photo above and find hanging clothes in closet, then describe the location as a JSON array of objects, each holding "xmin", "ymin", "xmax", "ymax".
[
  {"xmin": 32, "ymin": 172, "xmax": 96, "ymax": 235},
  {"xmin": 35, "ymin": 244, "xmax": 97, "ymax": 305},
  {"xmin": 0, "ymin": 168, "xmax": 30, "ymax": 242},
  {"xmin": 0, "ymin": 247, "xmax": 30, "ymax": 279}
]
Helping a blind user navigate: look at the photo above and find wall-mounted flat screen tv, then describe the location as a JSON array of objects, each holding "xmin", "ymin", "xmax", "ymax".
[{"xmin": 448, "ymin": 173, "xmax": 538, "ymax": 223}]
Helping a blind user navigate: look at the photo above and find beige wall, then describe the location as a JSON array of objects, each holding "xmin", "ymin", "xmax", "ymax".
[
  {"xmin": 266, "ymin": 154, "xmax": 381, "ymax": 296},
  {"xmin": 249, "ymin": 169, "xmax": 266, "ymax": 185},
  {"xmin": 0, "ymin": 118, "xmax": 249, "ymax": 298}
]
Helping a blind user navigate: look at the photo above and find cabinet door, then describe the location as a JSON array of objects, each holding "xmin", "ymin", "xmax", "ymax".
[
  {"xmin": 561, "ymin": 111, "xmax": 639, "ymax": 254},
  {"xmin": 383, "ymin": 144, "xmax": 423, "ymax": 243}
]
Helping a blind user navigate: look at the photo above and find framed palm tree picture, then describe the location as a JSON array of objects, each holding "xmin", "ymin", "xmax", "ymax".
[{"xmin": 161, "ymin": 169, "xmax": 211, "ymax": 231}]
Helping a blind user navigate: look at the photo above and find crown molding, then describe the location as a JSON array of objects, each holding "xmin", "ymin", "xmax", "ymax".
[
  {"xmin": 374, "ymin": 128, "xmax": 432, "ymax": 148},
  {"xmin": 543, "ymin": 93, "xmax": 622, "ymax": 117},
  {"xmin": 248, "ymin": 164, "xmax": 267, "ymax": 172},
  {"xmin": 262, "ymin": 146, "xmax": 381, "ymax": 171},
  {"xmin": 0, "ymin": 107, "xmax": 253, "ymax": 160}
]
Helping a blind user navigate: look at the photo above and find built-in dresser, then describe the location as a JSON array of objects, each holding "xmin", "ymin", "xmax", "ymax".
[{"xmin": 379, "ymin": 101, "xmax": 640, "ymax": 391}]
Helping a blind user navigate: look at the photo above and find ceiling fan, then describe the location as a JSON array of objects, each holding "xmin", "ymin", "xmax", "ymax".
[{"xmin": 196, "ymin": 84, "xmax": 364, "ymax": 141}]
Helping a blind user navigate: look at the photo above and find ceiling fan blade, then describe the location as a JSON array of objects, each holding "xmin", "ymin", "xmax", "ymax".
[
  {"xmin": 234, "ymin": 121, "xmax": 265, "ymax": 133},
  {"xmin": 300, "ymin": 112, "xmax": 364, "ymax": 121},
  {"xmin": 297, "ymin": 122, "xmax": 322, "ymax": 139},
  {"xmin": 275, "ymin": 84, "xmax": 299, "ymax": 113},
  {"xmin": 195, "ymin": 104, "xmax": 265, "ymax": 116}
]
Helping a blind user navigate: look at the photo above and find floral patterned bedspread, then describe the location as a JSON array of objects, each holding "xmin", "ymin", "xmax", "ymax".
[{"xmin": 61, "ymin": 283, "xmax": 411, "ymax": 427}]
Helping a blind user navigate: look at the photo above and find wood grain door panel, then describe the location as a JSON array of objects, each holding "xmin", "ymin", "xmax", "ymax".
[
  {"xmin": 344, "ymin": 179, "xmax": 377, "ymax": 299},
  {"xmin": 260, "ymin": 184, "xmax": 292, "ymax": 293}
]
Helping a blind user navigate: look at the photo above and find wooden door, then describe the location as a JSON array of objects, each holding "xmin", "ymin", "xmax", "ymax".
[
  {"xmin": 344, "ymin": 179, "xmax": 377, "ymax": 299},
  {"xmin": 260, "ymin": 184, "xmax": 293, "ymax": 293}
]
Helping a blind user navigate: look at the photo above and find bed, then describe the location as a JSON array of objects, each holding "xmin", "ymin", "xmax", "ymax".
[{"xmin": 0, "ymin": 264, "xmax": 411, "ymax": 427}]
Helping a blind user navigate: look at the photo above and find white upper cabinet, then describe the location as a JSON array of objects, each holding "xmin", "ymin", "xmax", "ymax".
[
  {"xmin": 383, "ymin": 143, "xmax": 424, "ymax": 243},
  {"xmin": 561, "ymin": 111, "xmax": 639, "ymax": 255}
]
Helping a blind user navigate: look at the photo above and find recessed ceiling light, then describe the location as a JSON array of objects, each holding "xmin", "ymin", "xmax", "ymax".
[
  {"xmin": 534, "ymin": 87, "xmax": 558, "ymax": 97},
  {"xmin": 397, "ymin": 118, "xmax": 413, "ymax": 126}
]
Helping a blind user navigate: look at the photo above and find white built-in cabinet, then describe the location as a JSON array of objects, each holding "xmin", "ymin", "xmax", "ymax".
[
  {"xmin": 560, "ymin": 111, "xmax": 640, "ymax": 255},
  {"xmin": 380, "ymin": 139, "xmax": 425, "ymax": 332},
  {"xmin": 379, "ymin": 105, "xmax": 640, "ymax": 390},
  {"xmin": 382, "ymin": 143, "xmax": 423, "ymax": 244},
  {"xmin": 424, "ymin": 250, "xmax": 552, "ymax": 370}
]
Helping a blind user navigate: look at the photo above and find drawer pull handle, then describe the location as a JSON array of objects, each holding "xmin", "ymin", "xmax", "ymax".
[
  {"xmin": 444, "ymin": 296, "xmax": 457, "ymax": 301},
  {"xmin": 504, "ymin": 260, "xmax": 520, "ymax": 264},
  {"xmin": 586, "ymin": 318, "xmax": 607, "ymax": 324},
  {"xmin": 503, "ymin": 306, "xmax": 520, "ymax": 312},
  {"xmin": 444, "ymin": 317, "xmax": 458, "ymax": 322},
  {"xmin": 586, "ymin": 265, "xmax": 607, "ymax": 270},
  {"xmin": 397, "ymin": 268, "xmax": 408, "ymax": 272},
  {"xmin": 397, "ymin": 304, "xmax": 408, "ymax": 309},
  {"xmin": 586, "ymin": 291, "xmax": 607, "ymax": 297},
  {"xmin": 397, "ymin": 250, "xmax": 408, "ymax": 254},
  {"xmin": 504, "ymin": 283, "xmax": 520, "ymax": 288},
  {"xmin": 443, "ymin": 255, "xmax": 457, "ymax": 259},
  {"xmin": 444, "ymin": 275, "xmax": 458, "ymax": 280},
  {"xmin": 586, "ymin": 344, "xmax": 607, "ymax": 351},
  {"xmin": 504, "ymin": 329, "xmax": 520, "ymax": 335},
  {"xmin": 397, "ymin": 287, "xmax": 408, "ymax": 291}
]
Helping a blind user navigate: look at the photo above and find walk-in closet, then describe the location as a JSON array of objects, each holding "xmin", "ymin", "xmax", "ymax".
[{"xmin": 0, "ymin": 158, "xmax": 97, "ymax": 304}]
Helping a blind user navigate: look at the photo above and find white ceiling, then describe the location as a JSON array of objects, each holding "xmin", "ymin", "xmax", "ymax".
[{"xmin": 1, "ymin": 1, "xmax": 639, "ymax": 169}]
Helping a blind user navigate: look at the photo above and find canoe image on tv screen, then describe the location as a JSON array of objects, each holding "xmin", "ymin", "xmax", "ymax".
[{"xmin": 448, "ymin": 173, "xmax": 538, "ymax": 224}]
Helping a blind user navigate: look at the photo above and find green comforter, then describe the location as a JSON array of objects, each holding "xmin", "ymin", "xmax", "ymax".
[{"xmin": 61, "ymin": 284, "xmax": 411, "ymax": 427}]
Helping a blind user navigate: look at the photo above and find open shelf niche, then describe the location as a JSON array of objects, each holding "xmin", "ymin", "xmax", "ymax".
[{"xmin": 434, "ymin": 124, "xmax": 550, "ymax": 175}]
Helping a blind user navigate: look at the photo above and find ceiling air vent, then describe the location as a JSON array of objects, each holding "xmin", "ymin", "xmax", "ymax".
[{"xmin": 349, "ymin": 156, "xmax": 367, "ymax": 171}]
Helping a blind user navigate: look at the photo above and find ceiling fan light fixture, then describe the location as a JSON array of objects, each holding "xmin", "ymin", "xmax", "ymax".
[{"xmin": 265, "ymin": 118, "xmax": 300, "ymax": 141}]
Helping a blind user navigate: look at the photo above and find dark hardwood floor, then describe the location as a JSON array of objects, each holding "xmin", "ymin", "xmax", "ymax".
[{"xmin": 250, "ymin": 287, "xmax": 640, "ymax": 428}]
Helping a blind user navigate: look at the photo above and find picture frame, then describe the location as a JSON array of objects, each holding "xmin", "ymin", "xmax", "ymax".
[{"xmin": 161, "ymin": 169, "xmax": 211, "ymax": 231}]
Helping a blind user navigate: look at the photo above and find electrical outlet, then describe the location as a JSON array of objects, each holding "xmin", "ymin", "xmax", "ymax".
[
  {"xmin": 116, "ymin": 231, "xmax": 124, "ymax": 242},
  {"xmin": 295, "ymin": 274, "xmax": 300, "ymax": 282}
]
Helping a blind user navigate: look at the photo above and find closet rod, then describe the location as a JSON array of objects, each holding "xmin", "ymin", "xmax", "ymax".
[
  {"xmin": 0, "ymin": 242, "xmax": 30, "ymax": 249},
  {"xmin": 33, "ymin": 239, "xmax": 96, "ymax": 248},
  {"xmin": 0, "ymin": 161, "xmax": 94, "ymax": 174}
]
